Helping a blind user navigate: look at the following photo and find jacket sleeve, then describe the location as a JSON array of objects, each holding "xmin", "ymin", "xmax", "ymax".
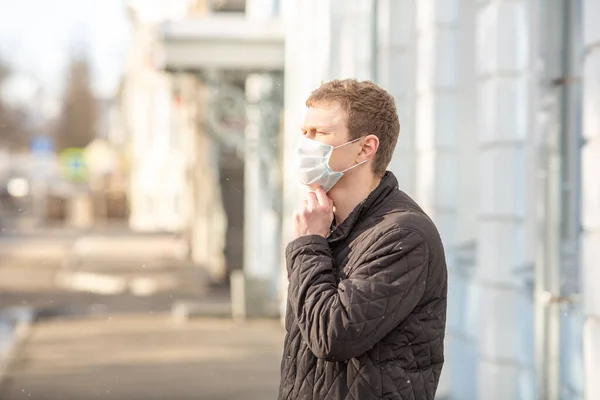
[{"xmin": 286, "ymin": 228, "xmax": 429, "ymax": 362}]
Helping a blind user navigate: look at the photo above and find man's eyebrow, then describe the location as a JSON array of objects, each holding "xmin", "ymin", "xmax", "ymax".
[{"xmin": 303, "ymin": 124, "xmax": 334, "ymax": 132}]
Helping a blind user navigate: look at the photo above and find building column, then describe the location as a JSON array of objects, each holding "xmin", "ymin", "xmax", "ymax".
[
  {"xmin": 187, "ymin": 77, "xmax": 227, "ymax": 282},
  {"xmin": 233, "ymin": 72, "xmax": 283, "ymax": 318},
  {"xmin": 449, "ymin": 0, "xmax": 480, "ymax": 397},
  {"xmin": 375, "ymin": 0, "xmax": 416, "ymax": 196},
  {"xmin": 475, "ymin": 1, "xmax": 535, "ymax": 399},
  {"xmin": 232, "ymin": 0, "xmax": 283, "ymax": 318},
  {"xmin": 328, "ymin": 0, "xmax": 374, "ymax": 81},
  {"xmin": 413, "ymin": 0, "xmax": 459, "ymax": 271},
  {"xmin": 582, "ymin": 0, "xmax": 600, "ymax": 398},
  {"xmin": 413, "ymin": 0, "xmax": 459, "ymax": 394}
]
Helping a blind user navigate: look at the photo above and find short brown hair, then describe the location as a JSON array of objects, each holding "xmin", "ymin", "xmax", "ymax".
[{"xmin": 306, "ymin": 79, "xmax": 400, "ymax": 176}]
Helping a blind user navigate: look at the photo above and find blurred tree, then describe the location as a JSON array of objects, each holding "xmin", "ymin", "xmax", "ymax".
[
  {"xmin": 53, "ymin": 54, "xmax": 98, "ymax": 151},
  {"xmin": 0, "ymin": 59, "xmax": 32, "ymax": 150}
]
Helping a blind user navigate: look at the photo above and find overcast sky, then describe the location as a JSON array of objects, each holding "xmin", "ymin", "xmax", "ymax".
[{"xmin": 0, "ymin": 0, "xmax": 131, "ymax": 109}]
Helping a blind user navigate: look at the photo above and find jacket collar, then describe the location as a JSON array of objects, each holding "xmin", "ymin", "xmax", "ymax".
[{"xmin": 328, "ymin": 171, "xmax": 399, "ymax": 244}]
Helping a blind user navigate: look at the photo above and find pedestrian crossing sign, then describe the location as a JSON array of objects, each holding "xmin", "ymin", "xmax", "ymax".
[{"xmin": 59, "ymin": 148, "xmax": 89, "ymax": 182}]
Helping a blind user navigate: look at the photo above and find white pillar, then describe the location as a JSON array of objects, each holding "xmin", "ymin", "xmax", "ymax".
[
  {"xmin": 446, "ymin": 0, "xmax": 480, "ymax": 398},
  {"xmin": 234, "ymin": 0, "xmax": 283, "ymax": 318},
  {"xmin": 414, "ymin": 0, "xmax": 459, "ymax": 259},
  {"xmin": 582, "ymin": 1, "xmax": 600, "ymax": 398},
  {"xmin": 475, "ymin": 1, "xmax": 534, "ymax": 398},
  {"xmin": 329, "ymin": 0, "xmax": 374, "ymax": 81},
  {"xmin": 375, "ymin": 0, "xmax": 416, "ymax": 196},
  {"xmin": 237, "ymin": 72, "xmax": 282, "ymax": 318},
  {"xmin": 414, "ymin": 1, "xmax": 459, "ymax": 398}
]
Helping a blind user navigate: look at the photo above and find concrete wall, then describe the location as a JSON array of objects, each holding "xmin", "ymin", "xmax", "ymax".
[{"xmin": 582, "ymin": 0, "xmax": 600, "ymax": 398}]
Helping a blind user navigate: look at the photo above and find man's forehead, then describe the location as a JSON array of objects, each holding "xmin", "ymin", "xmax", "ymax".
[{"xmin": 303, "ymin": 104, "xmax": 346, "ymax": 130}]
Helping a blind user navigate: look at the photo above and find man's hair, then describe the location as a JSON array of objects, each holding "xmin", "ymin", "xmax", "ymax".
[{"xmin": 306, "ymin": 79, "xmax": 400, "ymax": 176}]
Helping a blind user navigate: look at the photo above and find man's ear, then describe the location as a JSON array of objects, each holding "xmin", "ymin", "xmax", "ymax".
[{"xmin": 357, "ymin": 134, "xmax": 379, "ymax": 162}]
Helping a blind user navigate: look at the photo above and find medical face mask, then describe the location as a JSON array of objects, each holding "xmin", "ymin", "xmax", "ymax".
[{"xmin": 296, "ymin": 136, "xmax": 368, "ymax": 193}]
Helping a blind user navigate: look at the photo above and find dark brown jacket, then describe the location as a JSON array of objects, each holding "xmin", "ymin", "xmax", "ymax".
[{"xmin": 279, "ymin": 171, "xmax": 447, "ymax": 400}]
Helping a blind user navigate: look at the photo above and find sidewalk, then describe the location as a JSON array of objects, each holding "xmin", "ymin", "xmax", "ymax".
[
  {"xmin": 0, "ymin": 314, "xmax": 285, "ymax": 400},
  {"xmin": 0, "ymin": 225, "xmax": 268, "ymax": 399},
  {"xmin": 0, "ymin": 223, "xmax": 226, "ymax": 316}
]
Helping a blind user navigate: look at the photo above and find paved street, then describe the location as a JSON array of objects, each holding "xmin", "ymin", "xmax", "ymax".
[
  {"xmin": 0, "ymin": 226, "xmax": 283, "ymax": 400},
  {"xmin": 0, "ymin": 314, "xmax": 284, "ymax": 400}
]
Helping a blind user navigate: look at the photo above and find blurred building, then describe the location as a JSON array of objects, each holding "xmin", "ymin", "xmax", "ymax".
[
  {"xmin": 117, "ymin": 0, "xmax": 600, "ymax": 399},
  {"xmin": 118, "ymin": 7, "xmax": 190, "ymax": 233},
  {"xmin": 118, "ymin": 0, "xmax": 248, "ymax": 282},
  {"xmin": 155, "ymin": 0, "xmax": 285, "ymax": 311}
]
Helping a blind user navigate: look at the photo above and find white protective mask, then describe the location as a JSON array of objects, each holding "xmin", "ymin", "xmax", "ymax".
[{"xmin": 296, "ymin": 136, "xmax": 368, "ymax": 193}]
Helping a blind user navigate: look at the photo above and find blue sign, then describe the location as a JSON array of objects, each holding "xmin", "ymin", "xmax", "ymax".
[{"xmin": 31, "ymin": 136, "xmax": 54, "ymax": 155}]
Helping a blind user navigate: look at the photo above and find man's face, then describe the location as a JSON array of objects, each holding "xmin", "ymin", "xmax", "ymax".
[{"xmin": 301, "ymin": 101, "xmax": 361, "ymax": 173}]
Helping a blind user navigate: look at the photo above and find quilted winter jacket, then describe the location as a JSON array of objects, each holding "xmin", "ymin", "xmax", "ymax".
[{"xmin": 279, "ymin": 171, "xmax": 447, "ymax": 400}]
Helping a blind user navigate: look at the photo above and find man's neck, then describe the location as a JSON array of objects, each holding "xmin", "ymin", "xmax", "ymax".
[{"xmin": 330, "ymin": 174, "xmax": 382, "ymax": 226}]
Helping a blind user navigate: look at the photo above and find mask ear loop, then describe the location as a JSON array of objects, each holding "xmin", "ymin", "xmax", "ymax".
[
  {"xmin": 340, "ymin": 158, "xmax": 369, "ymax": 173},
  {"xmin": 328, "ymin": 136, "xmax": 369, "ymax": 173},
  {"xmin": 339, "ymin": 136, "xmax": 370, "ymax": 173},
  {"xmin": 332, "ymin": 136, "xmax": 363, "ymax": 150}
]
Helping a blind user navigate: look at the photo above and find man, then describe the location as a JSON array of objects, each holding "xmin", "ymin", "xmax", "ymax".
[{"xmin": 279, "ymin": 79, "xmax": 447, "ymax": 400}]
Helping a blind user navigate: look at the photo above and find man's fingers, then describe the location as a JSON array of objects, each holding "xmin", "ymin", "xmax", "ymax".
[
  {"xmin": 314, "ymin": 188, "xmax": 332, "ymax": 211},
  {"xmin": 306, "ymin": 191, "xmax": 318, "ymax": 211}
]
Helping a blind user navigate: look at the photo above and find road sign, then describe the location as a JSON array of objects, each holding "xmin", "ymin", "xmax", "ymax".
[{"xmin": 59, "ymin": 148, "xmax": 88, "ymax": 182}]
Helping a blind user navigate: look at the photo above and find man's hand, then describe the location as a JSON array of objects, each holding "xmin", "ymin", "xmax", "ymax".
[{"xmin": 293, "ymin": 188, "xmax": 334, "ymax": 239}]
